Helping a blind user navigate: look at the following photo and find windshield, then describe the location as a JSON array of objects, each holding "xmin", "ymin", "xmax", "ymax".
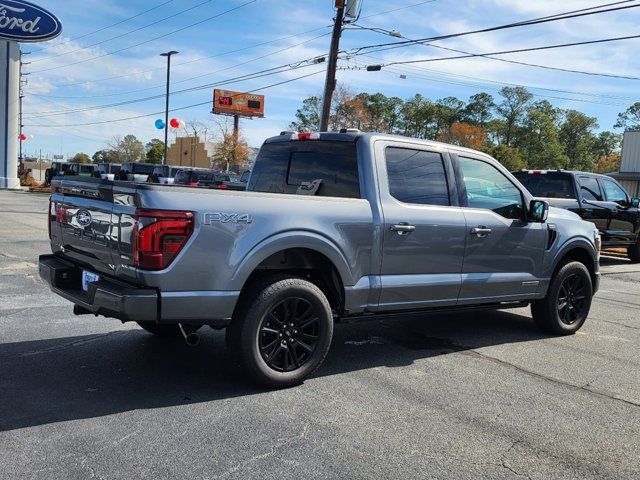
[{"xmin": 513, "ymin": 172, "xmax": 577, "ymax": 199}]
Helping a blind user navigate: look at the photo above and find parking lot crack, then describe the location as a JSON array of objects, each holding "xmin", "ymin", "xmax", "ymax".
[
  {"xmin": 19, "ymin": 331, "xmax": 126, "ymax": 357},
  {"xmin": 499, "ymin": 441, "xmax": 532, "ymax": 480},
  {"xmin": 212, "ymin": 423, "xmax": 310, "ymax": 479},
  {"xmin": 465, "ymin": 350, "xmax": 640, "ymax": 408}
]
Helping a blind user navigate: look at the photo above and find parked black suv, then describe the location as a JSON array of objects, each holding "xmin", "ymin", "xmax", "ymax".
[{"xmin": 513, "ymin": 170, "xmax": 640, "ymax": 261}]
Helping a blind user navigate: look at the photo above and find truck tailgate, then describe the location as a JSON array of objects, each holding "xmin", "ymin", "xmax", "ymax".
[{"xmin": 50, "ymin": 177, "xmax": 138, "ymax": 283}]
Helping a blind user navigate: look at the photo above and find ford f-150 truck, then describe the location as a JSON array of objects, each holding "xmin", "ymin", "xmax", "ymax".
[
  {"xmin": 513, "ymin": 170, "xmax": 640, "ymax": 262},
  {"xmin": 40, "ymin": 132, "xmax": 601, "ymax": 387}
]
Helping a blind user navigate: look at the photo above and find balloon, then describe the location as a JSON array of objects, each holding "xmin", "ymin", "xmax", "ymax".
[
  {"xmin": 179, "ymin": 120, "xmax": 186, "ymax": 129},
  {"xmin": 169, "ymin": 118, "xmax": 180, "ymax": 129},
  {"xmin": 29, "ymin": 134, "xmax": 34, "ymax": 140},
  {"xmin": 154, "ymin": 119, "xmax": 165, "ymax": 129},
  {"xmin": 19, "ymin": 133, "xmax": 27, "ymax": 141}
]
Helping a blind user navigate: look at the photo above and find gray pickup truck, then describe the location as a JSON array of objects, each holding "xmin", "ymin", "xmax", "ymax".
[{"xmin": 39, "ymin": 132, "xmax": 601, "ymax": 387}]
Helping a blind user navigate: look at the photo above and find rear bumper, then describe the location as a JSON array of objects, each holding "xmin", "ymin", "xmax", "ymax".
[
  {"xmin": 38, "ymin": 255, "xmax": 238, "ymax": 326},
  {"xmin": 39, "ymin": 255, "xmax": 157, "ymax": 322}
]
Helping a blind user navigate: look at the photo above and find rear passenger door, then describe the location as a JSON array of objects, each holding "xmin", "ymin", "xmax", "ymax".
[
  {"xmin": 376, "ymin": 141, "xmax": 467, "ymax": 310},
  {"xmin": 454, "ymin": 154, "xmax": 546, "ymax": 303}
]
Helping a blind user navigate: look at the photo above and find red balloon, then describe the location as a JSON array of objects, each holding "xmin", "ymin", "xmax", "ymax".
[
  {"xmin": 170, "ymin": 118, "xmax": 180, "ymax": 128},
  {"xmin": 19, "ymin": 133, "xmax": 27, "ymax": 141}
]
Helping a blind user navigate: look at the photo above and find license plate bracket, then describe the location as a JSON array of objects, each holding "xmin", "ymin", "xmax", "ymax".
[{"xmin": 82, "ymin": 270, "xmax": 100, "ymax": 292}]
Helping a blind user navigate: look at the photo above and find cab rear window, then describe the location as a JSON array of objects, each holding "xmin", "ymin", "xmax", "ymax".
[
  {"xmin": 249, "ymin": 141, "xmax": 360, "ymax": 198},
  {"xmin": 512, "ymin": 172, "xmax": 577, "ymax": 199}
]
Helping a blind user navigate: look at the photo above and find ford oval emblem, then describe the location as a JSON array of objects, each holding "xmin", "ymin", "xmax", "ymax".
[
  {"xmin": 0, "ymin": 1, "xmax": 62, "ymax": 43},
  {"xmin": 76, "ymin": 209, "xmax": 92, "ymax": 228}
]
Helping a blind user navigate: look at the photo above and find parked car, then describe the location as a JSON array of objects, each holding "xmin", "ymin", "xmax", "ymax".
[
  {"xmin": 95, "ymin": 163, "xmax": 122, "ymax": 181},
  {"xmin": 173, "ymin": 168, "xmax": 213, "ymax": 187},
  {"xmin": 116, "ymin": 162, "xmax": 156, "ymax": 183},
  {"xmin": 513, "ymin": 170, "xmax": 640, "ymax": 262},
  {"xmin": 44, "ymin": 162, "xmax": 73, "ymax": 184},
  {"xmin": 147, "ymin": 165, "xmax": 182, "ymax": 185},
  {"xmin": 197, "ymin": 171, "xmax": 246, "ymax": 190},
  {"xmin": 41, "ymin": 132, "xmax": 600, "ymax": 387}
]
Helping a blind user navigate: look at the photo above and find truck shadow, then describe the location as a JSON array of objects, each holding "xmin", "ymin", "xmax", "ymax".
[{"xmin": 0, "ymin": 309, "xmax": 548, "ymax": 432}]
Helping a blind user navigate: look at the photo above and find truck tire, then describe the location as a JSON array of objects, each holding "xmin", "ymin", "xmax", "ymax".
[
  {"xmin": 531, "ymin": 261, "xmax": 593, "ymax": 335},
  {"xmin": 136, "ymin": 322, "xmax": 199, "ymax": 337},
  {"xmin": 227, "ymin": 276, "xmax": 333, "ymax": 388},
  {"xmin": 628, "ymin": 240, "xmax": 640, "ymax": 263}
]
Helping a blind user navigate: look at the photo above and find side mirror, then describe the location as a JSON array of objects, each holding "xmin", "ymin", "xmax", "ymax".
[
  {"xmin": 529, "ymin": 199, "xmax": 549, "ymax": 223},
  {"xmin": 632, "ymin": 198, "xmax": 640, "ymax": 208}
]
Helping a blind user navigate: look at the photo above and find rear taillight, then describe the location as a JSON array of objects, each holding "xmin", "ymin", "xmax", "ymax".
[
  {"xmin": 188, "ymin": 182, "xmax": 199, "ymax": 187},
  {"xmin": 48, "ymin": 197, "xmax": 53, "ymax": 239},
  {"xmin": 218, "ymin": 183, "xmax": 228, "ymax": 190},
  {"xmin": 133, "ymin": 209, "xmax": 194, "ymax": 271}
]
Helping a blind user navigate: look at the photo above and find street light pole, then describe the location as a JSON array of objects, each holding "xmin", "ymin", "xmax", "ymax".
[{"xmin": 160, "ymin": 51, "xmax": 178, "ymax": 165}]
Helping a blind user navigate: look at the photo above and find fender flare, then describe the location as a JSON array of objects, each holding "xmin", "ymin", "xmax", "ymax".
[
  {"xmin": 229, "ymin": 230, "xmax": 354, "ymax": 291},
  {"xmin": 550, "ymin": 237, "xmax": 597, "ymax": 274}
]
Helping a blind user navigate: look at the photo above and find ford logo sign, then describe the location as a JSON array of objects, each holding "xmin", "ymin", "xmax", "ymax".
[
  {"xmin": 76, "ymin": 209, "xmax": 92, "ymax": 228},
  {"xmin": 0, "ymin": 1, "xmax": 62, "ymax": 43}
]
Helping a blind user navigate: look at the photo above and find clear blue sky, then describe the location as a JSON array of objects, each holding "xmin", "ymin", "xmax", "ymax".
[{"xmin": 20, "ymin": 0, "xmax": 640, "ymax": 159}]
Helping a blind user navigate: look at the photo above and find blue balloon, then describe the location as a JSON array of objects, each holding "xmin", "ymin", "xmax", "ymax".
[{"xmin": 155, "ymin": 119, "xmax": 165, "ymax": 129}]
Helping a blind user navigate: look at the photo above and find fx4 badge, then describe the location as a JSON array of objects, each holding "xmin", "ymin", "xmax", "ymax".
[{"xmin": 204, "ymin": 213, "xmax": 252, "ymax": 225}]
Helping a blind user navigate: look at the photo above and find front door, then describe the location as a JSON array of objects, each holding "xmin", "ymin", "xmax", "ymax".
[
  {"xmin": 377, "ymin": 142, "xmax": 467, "ymax": 311},
  {"xmin": 455, "ymin": 155, "xmax": 547, "ymax": 304},
  {"xmin": 576, "ymin": 175, "xmax": 610, "ymax": 236}
]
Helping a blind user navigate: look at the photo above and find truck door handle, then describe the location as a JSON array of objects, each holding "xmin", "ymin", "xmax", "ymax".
[
  {"xmin": 470, "ymin": 227, "xmax": 492, "ymax": 237},
  {"xmin": 391, "ymin": 223, "xmax": 416, "ymax": 235}
]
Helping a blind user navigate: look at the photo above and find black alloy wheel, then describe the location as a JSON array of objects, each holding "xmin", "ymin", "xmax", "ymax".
[
  {"xmin": 556, "ymin": 274, "xmax": 588, "ymax": 325},
  {"xmin": 258, "ymin": 297, "xmax": 320, "ymax": 372}
]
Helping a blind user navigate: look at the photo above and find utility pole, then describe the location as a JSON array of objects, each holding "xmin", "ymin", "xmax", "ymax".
[
  {"xmin": 231, "ymin": 114, "xmax": 239, "ymax": 173},
  {"xmin": 160, "ymin": 50, "xmax": 178, "ymax": 165},
  {"xmin": 320, "ymin": 2, "xmax": 345, "ymax": 132}
]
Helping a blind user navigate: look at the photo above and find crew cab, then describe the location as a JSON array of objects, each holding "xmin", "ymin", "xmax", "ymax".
[
  {"xmin": 40, "ymin": 132, "xmax": 601, "ymax": 387},
  {"xmin": 513, "ymin": 170, "xmax": 640, "ymax": 262}
]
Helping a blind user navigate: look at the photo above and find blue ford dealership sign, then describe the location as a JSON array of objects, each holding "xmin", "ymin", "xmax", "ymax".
[{"xmin": 0, "ymin": 1, "xmax": 62, "ymax": 43}]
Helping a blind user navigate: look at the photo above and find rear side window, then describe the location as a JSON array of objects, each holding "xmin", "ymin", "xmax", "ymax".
[
  {"xmin": 249, "ymin": 141, "xmax": 360, "ymax": 198},
  {"xmin": 385, "ymin": 147, "xmax": 449, "ymax": 206},
  {"xmin": 174, "ymin": 171, "xmax": 190, "ymax": 183},
  {"xmin": 579, "ymin": 176, "xmax": 603, "ymax": 201},
  {"xmin": 512, "ymin": 172, "xmax": 576, "ymax": 199},
  {"xmin": 134, "ymin": 164, "xmax": 155, "ymax": 175}
]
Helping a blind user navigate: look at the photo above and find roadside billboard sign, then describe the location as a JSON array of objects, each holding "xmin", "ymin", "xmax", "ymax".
[{"xmin": 212, "ymin": 89, "xmax": 265, "ymax": 118}]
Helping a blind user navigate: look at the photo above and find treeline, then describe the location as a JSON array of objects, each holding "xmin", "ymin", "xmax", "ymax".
[{"xmin": 290, "ymin": 85, "xmax": 640, "ymax": 173}]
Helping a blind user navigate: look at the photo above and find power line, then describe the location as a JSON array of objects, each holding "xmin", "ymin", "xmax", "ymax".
[
  {"xmin": 29, "ymin": 1, "xmax": 175, "ymax": 53},
  {"xmin": 365, "ymin": 56, "xmax": 638, "ymax": 102},
  {"xmin": 377, "ymin": 33, "xmax": 640, "ymax": 69},
  {"xmin": 24, "ymin": 70, "xmax": 325, "ymax": 128},
  {"xmin": 24, "ymin": 55, "xmax": 325, "ymax": 118},
  {"xmin": 30, "ymin": 32, "xmax": 330, "ymax": 100},
  {"xmin": 351, "ymin": 1, "xmax": 640, "ymax": 53},
  {"xmin": 31, "ymin": 0, "xmax": 216, "ymax": 64},
  {"xmin": 29, "ymin": 0, "xmax": 258, "ymax": 74},
  {"xmin": 35, "ymin": 25, "xmax": 331, "ymax": 91},
  {"xmin": 34, "ymin": 0, "xmax": 436, "ymax": 91}
]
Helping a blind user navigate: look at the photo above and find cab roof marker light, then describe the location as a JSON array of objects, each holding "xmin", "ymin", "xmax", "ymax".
[{"xmin": 292, "ymin": 132, "xmax": 320, "ymax": 141}]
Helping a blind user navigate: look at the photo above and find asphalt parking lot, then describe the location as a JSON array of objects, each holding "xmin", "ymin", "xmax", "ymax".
[{"xmin": 0, "ymin": 190, "xmax": 638, "ymax": 480}]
